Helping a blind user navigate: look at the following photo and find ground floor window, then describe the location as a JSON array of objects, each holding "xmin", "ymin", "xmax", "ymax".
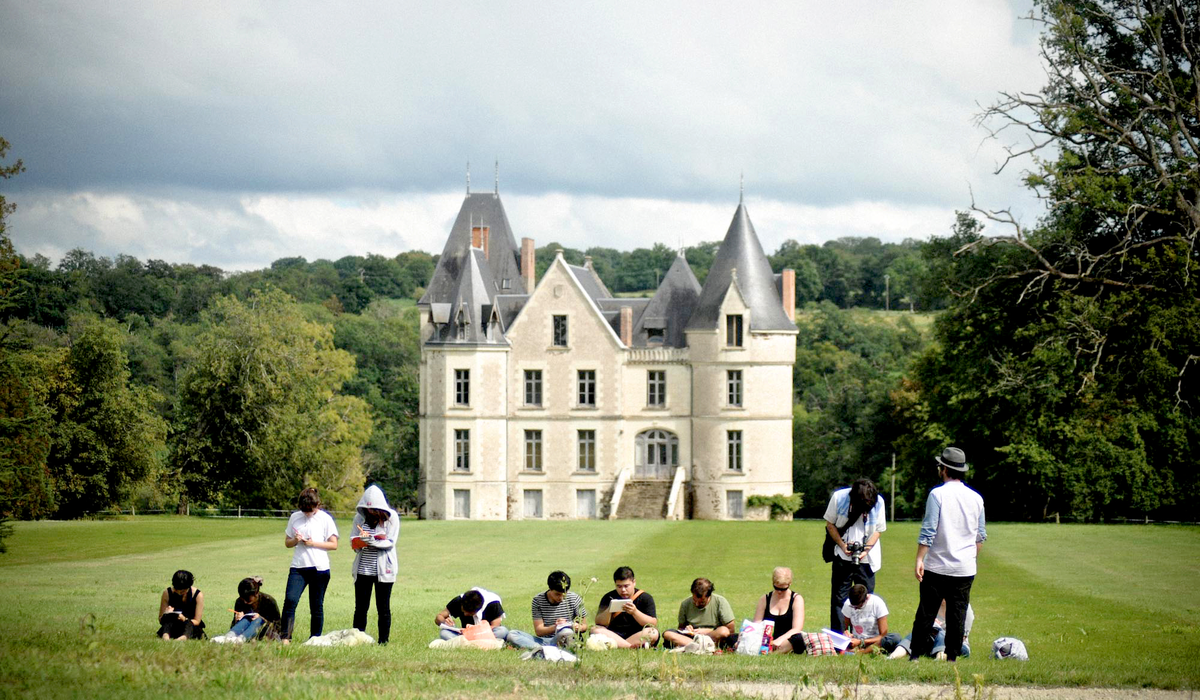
[
  {"xmin": 726, "ymin": 490, "xmax": 744, "ymax": 519},
  {"xmin": 453, "ymin": 489, "xmax": 471, "ymax": 519},
  {"xmin": 524, "ymin": 489, "xmax": 543, "ymax": 518},
  {"xmin": 576, "ymin": 489, "xmax": 597, "ymax": 519}
]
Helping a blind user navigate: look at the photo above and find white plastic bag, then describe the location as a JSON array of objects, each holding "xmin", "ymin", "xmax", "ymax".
[{"xmin": 735, "ymin": 619, "xmax": 774, "ymax": 655}]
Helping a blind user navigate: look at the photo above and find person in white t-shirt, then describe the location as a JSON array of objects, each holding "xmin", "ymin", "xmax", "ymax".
[
  {"xmin": 905, "ymin": 447, "xmax": 986, "ymax": 662},
  {"xmin": 280, "ymin": 487, "xmax": 339, "ymax": 643},
  {"xmin": 823, "ymin": 478, "xmax": 887, "ymax": 634},
  {"xmin": 840, "ymin": 584, "xmax": 901, "ymax": 652}
]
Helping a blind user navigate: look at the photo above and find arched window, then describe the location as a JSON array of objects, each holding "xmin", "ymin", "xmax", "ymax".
[{"xmin": 635, "ymin": 429, "xmax": 679, "ymax": 479}]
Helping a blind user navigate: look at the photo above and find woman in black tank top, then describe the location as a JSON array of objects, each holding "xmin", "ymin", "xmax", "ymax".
[
  {"xmin": 752, "ymin": 567, "xmax": 806, "ymax": 654},
  {"xmin": 157, "ymin": 570, "xmax": 206, "ymax": 640}
]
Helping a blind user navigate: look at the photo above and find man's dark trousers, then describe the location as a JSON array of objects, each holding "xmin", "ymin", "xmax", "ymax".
[
  {"xmin": 828, "ymin": 557, "xmax": 874, "ymax": 633},
  {"xmin": 908, "ymin": 570, "xmax": 973, "ymax": 660}
]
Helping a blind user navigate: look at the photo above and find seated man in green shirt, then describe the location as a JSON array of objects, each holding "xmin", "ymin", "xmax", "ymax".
[{"xmin": 662, "ymin": 578, "xmax": 736, "ymax": 649}]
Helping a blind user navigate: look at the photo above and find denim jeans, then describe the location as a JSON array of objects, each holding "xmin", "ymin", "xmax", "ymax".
[
  {"xmin": 281, "ymin": 567, "xmax": 330, "ymax": 640},
  {"xmin": 230, "ymin": 615, "xmax": 266, "ymax": 641},
  {"xmin": 896, "ymin": 629, "xmax": 971, "ymax": 658},
  {"xmin": 353, "ymin": 576, "xmax": 393, "ymax": 644},
  {"xmin": 829, "ymin": 557, "xmax": 875, "ymax": 633},
  {"xmin": 507, "ymin": 628, "xmax": 574, "ymax": 650}
]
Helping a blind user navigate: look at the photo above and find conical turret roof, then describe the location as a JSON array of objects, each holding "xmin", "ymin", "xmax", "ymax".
[
  {"xmin": 686, "ymin": 203, "xmax": 795, "ymax": 332},
  {"xmin": 419, "ymin": 193, "xmax": 525, "ymax": 306}
]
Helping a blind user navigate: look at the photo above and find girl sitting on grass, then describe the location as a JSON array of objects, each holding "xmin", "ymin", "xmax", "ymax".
[
  {"xmin": 156, "ymin": 569, "xmax": 205, "ymax": 640},
  {"xmin": 213, "ymin": 576, "xmax": 282, "ymax": 643}
]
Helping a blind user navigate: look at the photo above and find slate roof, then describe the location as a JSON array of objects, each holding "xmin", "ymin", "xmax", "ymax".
[
  {"xmin": 596, "ymin": 297, "xmax": 652, "ymax": 337},
  {"xmin": 631, "ymin": 251, "xmax": 701, "ymax": 347},
  {"xmin": 568, "ymin": 262, "xmax": 612, "ymax": 304},
  {"xmin": 493, "ymin": 294, "xmax": 529, "ymax": 332},
  {"xmin": 419, "ymin": 193, "xmax": 525, "ymax": 307},
  {"xmin": 686, "ymin": 204, "xmax": 796, "ymax": 332},
  {"xmin": 428, "ymin": 248, "xmax": 505, "ymax": 345}
]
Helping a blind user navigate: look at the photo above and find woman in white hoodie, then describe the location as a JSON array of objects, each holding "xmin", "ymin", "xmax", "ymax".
[{"xmin": 350, "ymin": 484, "xmax": 400, "ymax": 644}]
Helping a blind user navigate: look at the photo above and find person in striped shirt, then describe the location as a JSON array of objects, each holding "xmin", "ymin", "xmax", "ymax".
[{"xmin": 508, "ymin": 571, "xmax": 588, "ymax": 649}]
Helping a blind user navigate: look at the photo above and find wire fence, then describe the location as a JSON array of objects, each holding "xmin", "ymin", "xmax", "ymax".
[
  {"xmin": 95, "ymin": 506, "xmax": 421, "ymax": 519},
  {"xmin": 69, "ymin": 510, "xmax": 1199, "ymax": 525}
]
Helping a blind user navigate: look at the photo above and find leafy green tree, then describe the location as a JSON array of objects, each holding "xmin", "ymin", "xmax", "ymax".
[
  {"xmin": 770, "ymin": 240, "xmax": 823, "ymax": 304},
  {"xmin": 684, "ymin": 241, "xmax": 721, "ymax": 286},
  {"xmin": 884, "ymin": 249, "xmax": 928, "ymax": 311},
  {"xmin": 901, "ymin": 0, "xmax": 1199, "ymax": 520},
  {"xmin": 333, "ymin": 301, "xmax": 421, "ymax": 509},
  {"xmin": 793, "ymin": 303, "xmax": 928, "ymax": 515},
  {"xmin": 534, "ymin": 243, "xmax": 585, "ymax": 280},
  {"xmin": 172, "ymin": 288, "xmax": 372, "ymax": 511},
  {"xmin": 46, "ymin": 318, "xmax": 168, "ymax": 517}
]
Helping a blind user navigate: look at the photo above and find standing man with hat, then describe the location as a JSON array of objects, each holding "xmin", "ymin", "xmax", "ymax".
[{"xmin": 905, "ymin": 447, "xmax": 986, "ymax": 662}]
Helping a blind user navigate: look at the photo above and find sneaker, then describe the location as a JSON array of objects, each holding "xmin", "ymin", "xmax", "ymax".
[
  {"xmin": 888, "ymin": 647, "xmax": 908, "ymax": 659},
  {"xmin": 935, "ymin": 651, "xmax": 948, "ymax": 661}
]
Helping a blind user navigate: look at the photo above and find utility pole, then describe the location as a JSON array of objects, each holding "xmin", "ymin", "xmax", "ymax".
[
  {"xmin": 884, "ymin": 274, "xmax": 890, "ymax": 312},
  {"xmin": 890, "ymin": 452, "xmax": 896, "ymax": 522}
]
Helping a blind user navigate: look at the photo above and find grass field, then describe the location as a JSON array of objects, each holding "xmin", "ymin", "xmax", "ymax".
[{"xmin": 0, "ymin": 518, "xmax": 1196, "ymax": 699}]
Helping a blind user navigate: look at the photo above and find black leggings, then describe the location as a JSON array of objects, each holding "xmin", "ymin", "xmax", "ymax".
[
  {"xmin": 353, "ymin": 576, "xmax": 393, "ymax": 644},
  {"xmin": 157, "ymin": 614, "xmax": 203, "ymax": 639}
]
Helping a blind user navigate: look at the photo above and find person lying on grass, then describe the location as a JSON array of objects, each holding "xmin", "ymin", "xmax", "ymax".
[
  {"xmin": 662, "ymin": 577, "xmax": 736, "ymax": 650},
  {"xmin": 212, "ymin": 576, "xmax": 281, "ymax": 643},
  {"xmin": 156, "ymin": 569, "xmax": 205, "ymax": 640},
  {"xmin": 435, "ymin": 587, "xmax": 510, "ymax": 643},
  {"xmin": 841, "ymin": 584, "xmax": 901, "ymax": 653},
  {"xmin": 590, "ymin": 566, "xmax": 659, "ymax": 649}
]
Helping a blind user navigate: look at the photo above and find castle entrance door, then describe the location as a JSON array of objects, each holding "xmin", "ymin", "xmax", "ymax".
[{"xmin": 634, "ymin": 429, "xmax": 678, "ymax": 479}]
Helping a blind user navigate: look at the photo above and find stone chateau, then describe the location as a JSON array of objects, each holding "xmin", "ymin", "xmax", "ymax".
[{"xmin": 417, "ymin": 185, "xmax": 798, "ymax": 520}]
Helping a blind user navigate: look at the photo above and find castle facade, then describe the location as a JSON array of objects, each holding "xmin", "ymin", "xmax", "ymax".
[{"xmin": 417, "ymin": 188, "xmax": 797, "ymax": 520}]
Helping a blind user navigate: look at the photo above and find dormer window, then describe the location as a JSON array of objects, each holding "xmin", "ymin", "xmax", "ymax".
[
  {"xmin": 455, "ymin": 310, "xmax": 467, "ymax": 341},
  {"xmin": 725, "ymin": 314, "xmax": 744, "ymax": 347},
  {"xmin": 646, "ymin": 327, "xmax": 665, "ymax": 345}
]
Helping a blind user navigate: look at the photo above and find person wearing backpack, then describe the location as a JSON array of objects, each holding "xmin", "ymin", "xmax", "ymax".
[{"xmin": 822, "ymin": 478, "xmax": 887, "ymax": 634}]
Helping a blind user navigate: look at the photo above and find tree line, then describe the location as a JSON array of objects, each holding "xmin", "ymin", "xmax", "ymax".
[{"xmin": 536, "ymin": 237, "xmax": 935, "ymax": 310}]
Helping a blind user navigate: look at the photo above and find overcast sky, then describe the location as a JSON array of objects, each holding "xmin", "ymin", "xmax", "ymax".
[{"xmin": 1, "ymin": 0, "xmax": 1046, "ymax": 271}]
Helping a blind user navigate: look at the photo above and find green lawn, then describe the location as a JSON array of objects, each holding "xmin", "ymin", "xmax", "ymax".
[{"xmin": 0, "ymin": 518, "xmax": 1196, "ymax": 699}]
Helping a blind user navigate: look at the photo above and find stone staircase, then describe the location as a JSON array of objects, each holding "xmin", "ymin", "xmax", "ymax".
[{"xmin": 616, "ymin": 479, "xmax": 672, "ymax": 519}]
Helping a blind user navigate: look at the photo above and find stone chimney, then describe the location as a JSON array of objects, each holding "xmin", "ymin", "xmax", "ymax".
[
  {"xmin": 620, "ymin": 306, "xmax": 633, "ymax": 347},
  {"xmin": 471, "ymin": 226, "xmax": 490, "ymax": 260},
  {"xmin": 521, "ymin": 237, "xmax": 536, "ymax": 292},
  {"xmin": 781, "ymin": 268, "xmax": 796, "ymax": 322}
]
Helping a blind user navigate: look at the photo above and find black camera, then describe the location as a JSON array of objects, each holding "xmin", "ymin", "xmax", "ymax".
[{"xmin": 846, "ymin": 541, "xmax": 865, "ymax": 564}]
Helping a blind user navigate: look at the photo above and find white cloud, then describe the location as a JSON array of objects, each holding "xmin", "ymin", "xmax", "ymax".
[{"xmin": 10, "ymin": 188, "xmax": 962, "ymax": 271}]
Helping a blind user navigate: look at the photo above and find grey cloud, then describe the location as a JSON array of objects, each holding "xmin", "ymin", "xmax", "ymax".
[{"xmin": 1, "ymin": 0, "xmax": 1044, "ymax": 213}]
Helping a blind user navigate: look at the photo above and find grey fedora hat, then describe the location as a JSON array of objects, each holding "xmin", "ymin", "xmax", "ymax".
[{"xmin": 935, "ymin": 447, "xmax": 968, "ymax": 472}]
